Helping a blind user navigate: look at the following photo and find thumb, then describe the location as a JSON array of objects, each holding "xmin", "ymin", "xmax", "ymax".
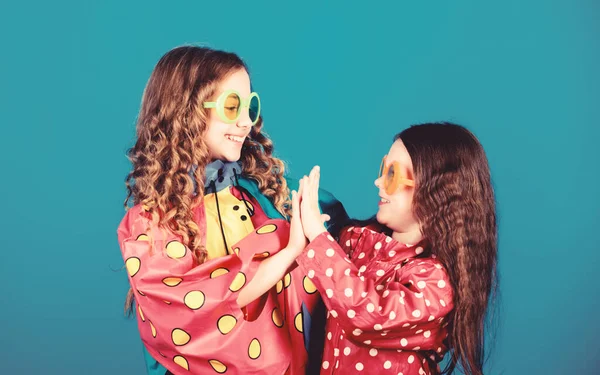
[{"xmin": 320, "ymin": 213, "xmax": 331, "ymax": 223}]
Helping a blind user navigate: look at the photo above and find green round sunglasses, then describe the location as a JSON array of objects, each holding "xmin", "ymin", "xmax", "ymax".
[{"xmin": 203, "ymin": 89, "xmax": 261, "ymax": 125}]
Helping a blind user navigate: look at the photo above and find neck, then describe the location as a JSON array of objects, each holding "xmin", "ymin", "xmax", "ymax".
[{"xmin": 391, "ymin": 225, "xmax": 424, "ymax": 246}]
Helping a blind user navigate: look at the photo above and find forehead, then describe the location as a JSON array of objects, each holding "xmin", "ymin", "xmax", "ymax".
[
  {"xmin": 386, "ymin": 139, "xmax": 413, "ymax": 170},
  {"xmin": 216, "ymin": 68, "xmax": 251, "ymax": 95}
]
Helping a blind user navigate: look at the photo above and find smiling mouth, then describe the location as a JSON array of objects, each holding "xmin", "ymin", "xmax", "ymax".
[
  {"xmin": 225, "ymin": 134, "xmax": 245, "ymax": 143},
  {"xmin": 380, "ymin": 198, "xmax": 390, "ymax": 204}
]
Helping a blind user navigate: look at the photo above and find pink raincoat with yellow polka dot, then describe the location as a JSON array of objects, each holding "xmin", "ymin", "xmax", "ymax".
[
  {"xmin": 118, "ymin": 186, "xmax": 321, "ymax": 375},
  {"xmin": 296, "ymin": 226, "xmax": 454, "ymax": 375}
]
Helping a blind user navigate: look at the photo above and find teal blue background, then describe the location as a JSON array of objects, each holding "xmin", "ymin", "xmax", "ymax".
[{"xmin": 1, "ymin": 0, "xmax": 598, "ymax": 374}]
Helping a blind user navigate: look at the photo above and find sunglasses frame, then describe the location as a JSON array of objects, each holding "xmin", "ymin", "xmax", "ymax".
[
  {"xmin": 379, "ymin": 156, "xmax": 415, "ymax": 195},
  {"xmin": 203, "ymin": 89, "xmax": 261, "ymax": 125}
]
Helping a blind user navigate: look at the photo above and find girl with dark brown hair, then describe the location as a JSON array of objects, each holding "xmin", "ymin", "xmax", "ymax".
[{"xmin": 294, "ymin": 123, "xmax": 497, "ymax": 375}]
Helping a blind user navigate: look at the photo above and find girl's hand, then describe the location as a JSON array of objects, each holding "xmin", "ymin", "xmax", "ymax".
[
  {"xmin": 287, "ymin": 186, "xmax": 307, "ymax": 256},
  {"xmin": 300, "ymin": 166, "xmax": 330, "ymax": 241}
]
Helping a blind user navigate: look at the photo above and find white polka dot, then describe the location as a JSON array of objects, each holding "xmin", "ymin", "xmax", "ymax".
[
  {"xmin": 326, "ymin": 248, "xmax": 335, "ymax": 257},
  {"xmin": 389, "ymin": 311, "xmax": 396, "ymax": 320},
  {"xmin": 376, "ymin": 285, "xmax": 384, "ymax": 291},
  {"xmin": 424, "ymin": 330, "xmax": 431, "ymax": 338},
  {"xmin": 353, "ymin": 328, "xmax": 362, "ymax": 336},
  {"xmin": 415, "ymin": 292, "xmax": 423, "ymax": 298},
  {"xmin": 366, "ymin": 303, "xmax": 375, "ymax": 312},
  {"xmin": 364, "ymin": 340, "xmax": 371, "ymax": 345},
  {"xmin": 412, "ymin": 309, "xmax": 421, "ymax": 318},
  {"xmin": 361, "ymin": 291, "xmax": 368, "ymax": 298},
  {"xmin": 417, "ymin": 281, "xmax": 426, "ymax": 289},
  {"xmin": 308, "ymin": 270, "xmax": 315, "ymax": 278},
  {"xmin": 307, "ymin": 249, "xmax": 315, "ymax": 258},
  {"xmin": 334, "ymin": 348, "xmax": 339, "ymax": 356},
  {"xmin": 428, "ymin": 315, "xmax": 435, "ymax": 321},
  {"xmin": 326, "ymin": 268, "xmax": 334, "ymax": 277},
  {"xmin": 345, "ymin": 288, "xmax": 353, "ymax": 297},
  {"xmin": 384, "ymin": 360, "xmax": 392, "ymax": 369},
  {"xmin": 420, "ymin": 268, "xmax": 427, "ymax": 273},
  {"xmin": 356, "ymin": 362, "xmax": 364, "ymax": 371},
  {"xmin": 389, "ymin": 250, "xmax": 396, "ymax": 257},
  {"xmin": 379, "ymin": 306, "xmax": 383, "ymax": 312},
  {"xmin": 435, "ymin": 263, "xmax": 442, "ymax": 269},
  {"xmin": 425, "ymin": 299, "xmax": 431, "ymax": 306},
  {"xmin": 382, "ymin": 290, "xmax": 390, "ymax": 298},
  {"xmin": 440, "ymin": 299, "xmax": 446, "ymax": 307},
  {"xmin": 322, "ymin": 361, "xmax": 329, "ymax": 369},
  {"xmin": 413, "ymin": 346, "xmax": 421, "ymax": 350},
  {"xmin": 326, "ymin": 289, "xmax": 334, "ymax": 298},
  {"xmin": 359, "ymin": 265, "xmax": 367, "ymax": 273},
  {"xmin": 411, "ymin": 325, "xmax": 417, "ymax": 329},
  {"xmin": 400, "ymin": 291, "xmax": 405, "ymax": 297},
  {"xmin": 376, "ymin": 269, "xmax": 385, "ymax": 277},
  {"xmin": 347, "ymin": 309, "xmax": 356, "ymax": 318},
  {"xmin": 336, "ymin": 360, "xmax": 340, "ymax": 369},
  {"xmin": 327, "ymin": 235, "xmax": 334, "ymax": 241},
  {"xmin": 347, "ymin": 227, "xmax": 354, "ymax": 232},
  {"xmin": 360, "ymin": 276, "xmax": 365, "ymax": 282},
  {"xmin": 399, "ymin": 297, "xmax": 405, "ymax": 304},
  {"xmin": 330, "ymin": 310, "xmax": 338, "ymax": 318},
  {"xmin": 344, "ymin": 347, "xmax": 351, "ymax": 356},
  {"xmin": 394, "ymin": 264, "xmax": 401, "ymax": 271},
  {"xmin": 374, "ymin": 242, "xmax": 382, "ymax": 250},
  {"xmin": 401, "ymin": 338, "xmax": 408, "ymax": 346},
  {"xmin": 345, "ymin": 240, "xmax": 351, "ymax": 247},
  {"xmin": 415, "ymin": 247, "xmax": 424, "ymax": 255},
  {"xmin": 344, "ymin": 268, "xmax": 351, "ymax": 276},
  {"xmin": 385, "ymin": 236, "xmax": 392, "ymax": 243},
  {"xmin": 327, "ymin": 332, "xmax": 332, "ymax": 340},
  {"xmin": 437, "ymin": 347, "xmax": 442, "ymax": 353},
  {"xmin": 416, "ymin": 329, "xmax": 423, "ymax": 334},
  {"xmin": 369, "ymin": 348, "xmax": 378, "ymax": 356},
  {"xmin": 438, "ymin": 280, "xmax": 446, "ymax": 288},
  {"xmin": 358, "ymin": 252, "xmax": 365, "ymax": 259},
  {"xmin": 408, "ymin": 355, "xmax": 415, "ymax": 364},
  {"xmin": 387, "ymin": 277, "xmax": 392, "ymax": 282},
  {"xmin": 374, "ymin": 324, "xmax": 383, "ymax": 331},
  {"xmin": 402, "ymin": 323, "xmax": 410, "ymax": 328}
]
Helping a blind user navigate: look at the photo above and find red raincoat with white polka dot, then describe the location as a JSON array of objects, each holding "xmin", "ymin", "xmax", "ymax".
[{"xmin": 296, "ymin": 226, "xmax": 454, "ymax": 375}]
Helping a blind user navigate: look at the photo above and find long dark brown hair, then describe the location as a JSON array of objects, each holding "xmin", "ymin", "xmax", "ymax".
[
  {"xmin": 397, "ymin": 123, "xmax": 498, "ymax": 375},
  {"xmin": 123, "ymin": 46, "xmax": 289, "ymax": 313}
]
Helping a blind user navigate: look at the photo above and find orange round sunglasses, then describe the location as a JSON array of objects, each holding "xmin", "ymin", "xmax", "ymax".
[{"xmin": 378, "ymin": 156, "xmax": 415, "ymax": 195}]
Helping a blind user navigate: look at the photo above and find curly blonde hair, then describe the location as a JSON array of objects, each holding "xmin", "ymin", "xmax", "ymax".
[{"xmin": 123, "ymin": 46, "xmax": 289, "ymax": 312}]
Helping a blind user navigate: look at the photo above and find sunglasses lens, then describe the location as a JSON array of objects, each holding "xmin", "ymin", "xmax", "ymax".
[
  {"xmin": 223, "ymin": 93, "xmax": 241, "ymax": 121},
  {"xmin": 249, "ymin": 95, "xmax": 260, "ymax": 124}
]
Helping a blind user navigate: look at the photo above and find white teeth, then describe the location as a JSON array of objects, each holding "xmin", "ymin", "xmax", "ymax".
[
  {"xmin": 380, "ymin": 198, "xmax": 390, "ymax": 203},
  {"xmin": 226, "ymin": 135, "xmax": 244, "ymax": 143}
]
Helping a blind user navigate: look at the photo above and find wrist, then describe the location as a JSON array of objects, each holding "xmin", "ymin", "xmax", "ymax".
[{"xmin": 307, "ymin": 226, "xmax": 328, "ymax": 242}]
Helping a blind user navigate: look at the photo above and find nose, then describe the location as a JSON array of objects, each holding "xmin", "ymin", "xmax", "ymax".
[
  {"xmin": 374, "ymin": 176, "xmax": 382, "ymax": 188},
  {"xmin": 236, "ymin": 107, "xmax": 253, "ymax": 129}
]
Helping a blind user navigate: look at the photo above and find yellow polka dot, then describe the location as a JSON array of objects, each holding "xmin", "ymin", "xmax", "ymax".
[
  {"xmin": 163, "ymin": 300, "xmax": 171, "ymax": 305},
  {"xmin": 229, "ymin": 272, "xmax": 246, "ymax": 292},
  {"xmin": 125, "ymin": 257, "xmax": 141, "ymax": 277},
  {"xmin": 284, "ymin": 273, "xmax": 291, "ymax": 288},
  {"xmin": 217, "ymin": 315, "xmax": 237, "ymax": 335},
  {"xmin": 172, "ymin": 328, "xmax": 191, "ymax": 346},
  {"xmin": 137, "ymin": 289, "xmax": 145, "ymax": 296},
  {"xmin": 150, "ymin": 321, "xmax": 157, "ymax": 337},
  {"xmin": 138, "ymin": 305, "xmax": 145, "ymax": 322},
  {"xmin": 210, "ymin": 268, "xmax": 230, "ymax": 278},
  {"xmin": 209, "ymin": 359, "xmax": 227, "ymax": 373},
  {"xmin": 276, "ymin": 280, "xmax": 283, "ymax": 294},
  {"xmin": 162, "ymin": 277, "xmax": 183, "ymax": 287},
  {"xmin": 303, "ymin": 276, "xmax": 318, "ymax": 294},
  {"xmin": 256, "ymin": 224, "xmax": 277, "ymax": 234},
  {"xmin": 253, "ymin": 252, "xmax": 270, "ymax": 259},
  {"xmin": 233, "ymin": 247, "xmax": 240, "ymax": 255},
  {"xmin": 136, "ymin": 234, "xmax": 149, "ymax": 241},
  {"xmin": 166, "ymin": 241, "xmax": 186, "ymax": 259},
  {"xmin": 272, "ymin": 308, "xmax": 283, "ymax": 328},
  {"xmin": 294, "ymin": 312, "xmax": 303, "ymax": 333},
  {"xmin": 248, "ymin": 338, "xmax": 261, "ymax": 359},
  {"xmin": 174, "ymin": 355, "xmax": 189, "ymax": 370},
  {"xmin": 184, "ymin": 290, "xmax": 205, "ymax": 310}
]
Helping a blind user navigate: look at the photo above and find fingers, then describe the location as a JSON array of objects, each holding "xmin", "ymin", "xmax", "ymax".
[{"xmin": 320, "ymin": 213, "xmax": 331, "ymax": 223}]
